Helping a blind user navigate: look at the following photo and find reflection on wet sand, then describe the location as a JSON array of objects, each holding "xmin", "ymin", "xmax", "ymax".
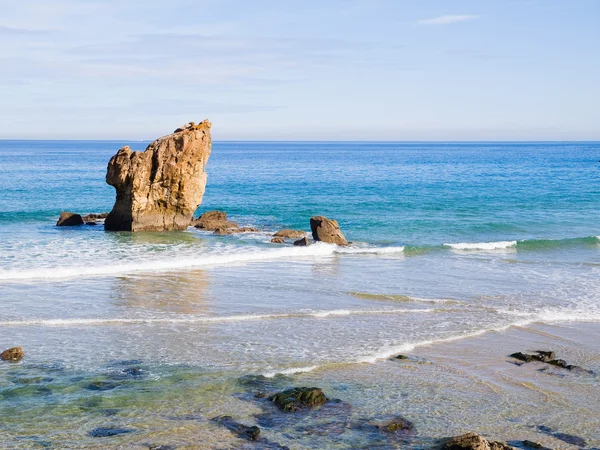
[{"xmin": 113, "ymin": 269, "xmax": 210, "ymax": 315}]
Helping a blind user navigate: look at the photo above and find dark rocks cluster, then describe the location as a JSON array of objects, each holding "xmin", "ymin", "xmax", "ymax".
[{"xmin": 509, "ymin": 350, "xmax": 594, "ymax": 374}]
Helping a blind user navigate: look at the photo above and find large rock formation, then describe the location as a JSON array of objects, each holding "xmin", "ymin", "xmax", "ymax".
[
  {"xmin": 310, "ymin": 216, "xmax": 348, "ymax": 246},
  {"xmin": 104, "ymin": 120, "xmax": 212, "ymax": 231}
]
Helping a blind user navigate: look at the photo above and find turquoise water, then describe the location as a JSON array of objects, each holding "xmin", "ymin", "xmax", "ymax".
[{"xmin": 0, "ymin": 140, "xmax": 599, "ymax": 448}]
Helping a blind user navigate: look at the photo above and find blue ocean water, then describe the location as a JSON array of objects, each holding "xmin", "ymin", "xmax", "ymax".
[{"xmin": 0, "ymin": 140, "xmax": 599, "ymax": 448}]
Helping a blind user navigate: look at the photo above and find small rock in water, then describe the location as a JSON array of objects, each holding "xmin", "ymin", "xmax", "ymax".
[
  {"xmin": 269, "ymin": 387, "xmax": 327, "ymax": 412},
  {"xmin": 270, "ymin": 237, "xmax": 286, "ymax": 244},
  {"xmin": 293, "ymin": 237, "xmax": 310, "ymax": 246},
  {"xmin": 88, "ymin": 427, "xmax": 135, "ymax": 437},
  {"xmin": 56, "ymin": 211, "xmax": 84, "ymax": 227},
  {"xmin": 509, "ymin": 351, "xmax": 592, "ymax": 373},
  {"xmin": 394, "ymin": 354, "xmax": 409, "ymax": 360},
  {"xmin": 211, "ymin": 415, "xmax": 260, "ymax": 441},
  {"xmin": 1, "ymin": 346, "xmax": 24, "ymax": 362},
  {"xmin": 373, "ymin": 416, "xmax": 415, "ymax": 433},
  {"xmin": 537, "ymin": 425, "xmax": 587, "ymax": 447},
  {"xmin": 273, "ymin": 229, "xmax": 306, "ymax": 239},
  {"xmin": 521, "ymin": 440, "xmax": 552, "ymax": 450},
  {"xmin": 439, "ymin": 432, "xmax": 514, "ymax": 450},
  {"xmin": 86, "ymin": 380, "xmax": 119, "ymax": 391}
]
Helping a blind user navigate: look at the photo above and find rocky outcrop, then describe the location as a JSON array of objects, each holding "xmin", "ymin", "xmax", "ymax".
[
  {"xmin": 1, "ymin": 346, "xmax": 24, "ymax": 362},
  {"xmin": 269, "ymin": 387, "xmax": 327, "ymax": 412},
  {"xmin": 271, "ymin": 237, "xmax": 286, "ymax": 244},
  {"xmin": 57, "ymin": 211, "xmax": 84, "ymax": 226},
  {"xmin": 82, "ymin": 212, "xmax": 109, "ymax": 224},
  {"xmin": 310, "ymin": 216, "xmax": 348, "ymax": 245},
  {"xmin": 104, "ymin": 120, "xmax": 212, "ymax": 231},
  {"xmin": 293, "ymin": 237, "xmax": 310, "ymax": 246},
  {"xmin": 273, "ymin": 229, "xmax": 306, "ymax": 239},
  {"xmin": 193, "ymin": 210, "xmax": 238, "ymax": 231},
  {"xmin": 439, "ymin": 433, "xmax": 514, "ymax": 450}
]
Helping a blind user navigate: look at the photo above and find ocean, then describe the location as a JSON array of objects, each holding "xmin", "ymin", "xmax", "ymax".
[{"xmin": 0, "ymin": 140, "xmax": 599, "ymax": 448}]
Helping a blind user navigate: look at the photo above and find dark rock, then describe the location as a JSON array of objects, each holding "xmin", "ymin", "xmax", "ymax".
[
  {"xmin": 293, "ymin": 237, "xmax": 310, "ymax": 246},
  {"xmin": 211, "ymin": 416, "xmax": 260, "ymax": 441},
  {"xmin": 273, "ymin": 229, "xmax": 306, "ymax": 239},
  {"xmin": 269, "ymin": 387, "xmax": 327, "ymax": 412},
  {"xmin": 439, "ymin": 432, "xmax": 514, "ymax": 450},
  {"xmin": 520, "ymin": 440, "xmax": 552, "ymax": 450},
  {"xmin": 310, "ymin": 216, "xmax": 348, "ymax": 246},
  {"xmin": 86, "ymin": 381, "xmax": 119, "ymax": 391},
  {"xmin": 1, "ymin": 346, "xmax": 24, "ymax": 362},
  {"xmin": 56, "ymin": 212, "xmax": 84, "ymax": 227},
  {"xmin": 89, "ymin": 427, "xmax": 135, "ymax": 437},
  {"xmin": 270, "ymin": 237, "xmax": 286, "ymax": 244},
  {"xmin": 82, "ymin": 212, "xmax": 109, "ymax": 224},
  {"xmin": 509, "ymin": 352, "xmax": 535, "ymax": 363},
  {"xmin": 510, "ymin": 351, "xmax": 592, "ymax": 373},
  {"xmin": 394, "ymin": 354, "xmax": 409, "ymax": 360},
  {"xmin": 537, "ymin": 425, "xmax": 586, "ymax": 447},
  {"xmin": 373, "ymin": 416, "xmax": 415, "ymax": 433},
  {"xmin": 535, "ymin": 351, "xmax": 555, "ymax": 362}
]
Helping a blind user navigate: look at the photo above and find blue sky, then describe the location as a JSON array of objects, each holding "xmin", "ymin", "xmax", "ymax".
[{"xmin": 1, "ymin": 0, "xmax": 599, "ymax": 140}]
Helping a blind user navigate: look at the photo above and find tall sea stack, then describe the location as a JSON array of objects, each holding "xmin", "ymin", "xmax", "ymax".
[{"xmin": 104, "ymin": 120, "xmax": 212, "ymax": 232}]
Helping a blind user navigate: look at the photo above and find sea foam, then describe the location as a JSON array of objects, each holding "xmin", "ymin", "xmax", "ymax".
[{"xmin": 444, "ymin": 241, "xmax": 517, "ymax": 250}]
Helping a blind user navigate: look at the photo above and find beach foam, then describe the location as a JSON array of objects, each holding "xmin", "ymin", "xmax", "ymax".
[{"xmin": 444, "ymin": 241, "xmax": 517, "ymax": 250}]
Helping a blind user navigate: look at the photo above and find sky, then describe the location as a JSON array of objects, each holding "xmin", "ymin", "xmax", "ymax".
[{"xmin": 0, "ymin": 0, "xmax": 599, "ymax": 140}]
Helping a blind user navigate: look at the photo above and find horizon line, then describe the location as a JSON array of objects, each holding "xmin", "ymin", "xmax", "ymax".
[{"xmin": 1, "ymin": 139, "xmax": 599, "ymax": 144}]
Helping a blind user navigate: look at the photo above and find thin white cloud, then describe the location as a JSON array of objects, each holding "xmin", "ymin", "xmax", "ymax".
[{"xmin": 418, "ymin": 15, "xmax": 480, "ymax": 26}]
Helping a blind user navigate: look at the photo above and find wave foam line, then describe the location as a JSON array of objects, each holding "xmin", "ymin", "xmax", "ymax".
[
  {"xmin": 444, "ymin": 241, "xmax": 517, "ymax": 250},
  {"xmin": 260, "ymin": 318, "xmax": 540, "ymax": 378},
  {"xmin": 0, "ymin": 308, "xmax": 434, "ymax": 327},
  {"xmin": 0, "ymin": 243, "xmax": 406, "ymax": 282}
]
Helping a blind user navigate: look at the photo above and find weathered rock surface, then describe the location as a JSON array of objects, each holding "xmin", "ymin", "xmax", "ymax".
[
  {"xmin": 57, "ymin": 211, "xmax": 84, "ymax": 226},
  {"xmin": 104, "ymin": 120, "xmax": 212, "ymax": 231},
  {"xmin": 271, "ymin": 237, "xmax": 286, "ymax": 244},
  {"xmin": 293, "ymin": 237, "xmax": 310, "ymax": 246},
  {"xmin": 371, "ymin": 416, "xmax": 415, "ymax": 433},
  {"xmin": 310, "ymin": 216, "xmax": 348, "ymax": 245},
  {"xmin": 269, "ymin": 387, "xmax": 327, "ymax": 412},
  {"xmin": 439, "ymin": 432, "xmax": 514, "ymax": 450},
  {"xmin": 1, "ymin": 346, "xmax": 24, "ymax": 362},
  {"xmin": 273, "ymin": 229, "xmax": 306, "ymax": 239}
]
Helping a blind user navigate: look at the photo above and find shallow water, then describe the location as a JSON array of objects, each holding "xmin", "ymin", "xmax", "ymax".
[{"xmin": 0, "ymin": 140, "xmax": 599, "ymax": 448}]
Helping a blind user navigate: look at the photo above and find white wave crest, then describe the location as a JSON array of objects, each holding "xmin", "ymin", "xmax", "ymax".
[
  {"xmin": 335, "ymin": 246, "xmax": 405, "ymax": 255},
  {"xmin": 262, "ymin": 366, "xmax": 319, "ymax": 378},
  {"xmin": 443, "ymin": 241, "xmax": 517, "ymax": 251},
  {"xmin": 0, "ymin": 308, "xmax": 434, "ymax": 327}
]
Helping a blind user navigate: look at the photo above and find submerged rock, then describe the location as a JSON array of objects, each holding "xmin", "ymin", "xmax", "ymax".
[
  {"xmin": 310, "ymin": 216, "xmax": 348, "ymax": 246},
  {"xmin": 394, "ymin": 354, "xmax": 410, "ymax": 360},
  {"xmin": 269, "ymin": 387, "xmax": 327, "ymax": 412},
  {"xmin": 211, "ymin": 415, "xmax": 260, "ymax": 441},
  {"xmin": 293, "ymin": 237, "xmax": 310, "ymax": 246},
  {"xmin": 509, "ymin": 350, "xmax": 592, "ymax": 373},
  {"xmin": 273, "ymin": 229, "xmax": 306, "ymax": 239},
  {"xmin": 56, "ymin": 211, "xmax": 84, "ymax": 227},
  {"xmin": 372, "ymin": 416, "xmax": 415, "ymax": 433},
  {"xmin": 537, "ymin": 425, "xmax": 587, "ymax": 447},
  {"xmin": 439, "ymin": 432, "xmax": 514, "ymax": 450},
  {"xmin": 1, "ymin": 346, "xmax": 24, "ymax": 362},
  {"xmin": 105, "ymin": 120, "xmax": 212, "ymax": 231},
  {"xmin": 88, "ymin": 426, "xmax": 135, "ymax": 437},
  {"xmin": 270, "ymin": 237, "xmax": 286, "ymax": 244}
]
